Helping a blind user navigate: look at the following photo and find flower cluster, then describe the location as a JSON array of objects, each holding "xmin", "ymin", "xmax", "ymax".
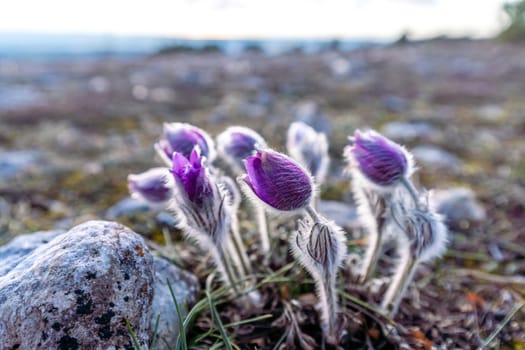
[
  {"xmin": 345, "ymin": 129, "xmax": 448, "ymax": 316},
  {"xmin": 129, "ymin": 122, "xmax": 449, "ymax": 346}
]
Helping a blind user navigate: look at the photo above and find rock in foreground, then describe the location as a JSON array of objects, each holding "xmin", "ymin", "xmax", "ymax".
[{"xmin": 0, "ymin": 221, "xmax": 154, "ymax": 349}]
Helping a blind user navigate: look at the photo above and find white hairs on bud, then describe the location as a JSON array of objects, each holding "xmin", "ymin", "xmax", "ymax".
[
  {"xmin": 352, "ymin": 175, "xmax": 393, "ymax": 282},
  {"xmin": 382, "ymin": 190, "xmax": 449, "ymax": 316},
  {"xmin": 170, "ymin": 174, "xmax": 231, "ymax": 249},
  {"xmin": 290, "ymin": 214, "xmax": 346, "ymax": 339}
]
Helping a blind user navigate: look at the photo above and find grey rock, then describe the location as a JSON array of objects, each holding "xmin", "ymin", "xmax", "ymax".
[
  {"xmin": 0, "ymin": 221, "xmax": 154, "ymax": 349},
  {"xmin": 156, "ymin": 211, "xmax": 179, "ymax": 228},
  {"xmin": 0, "ymin": 197, "xmax": 9, "ymax": 216},
  {"xmin": 0, "ymin": 230, "xmax": 63, "ymax": 276},
  {"xmin": 0, "ymin": 150, "xmax": 43, "ymax": 180},
  {"xmin": 151, "ymin": 257, "xmax": 199, "ymax": 349},
  {"xmin": 382, "ymin": 121, "xmax": 436, "ymax": 141},
  {"xmin": 0, "ymin": 85, "xmax": 45, "ymax": 111},
  {"xmin": 432, "ymin": 188, "xmax": 486, "ymax": 229},
  {"xmin": 106, "ymin": 196, "xmax": 159, "ymax": 219},
  {"xmin": 319, "ymin": 200, "xmax": 359, "ymax": 229},
  {"xmin": 478, "ymin": 104, "xmax": 504, "ymax": 121},
  {"xmin": 382, "ymin": 95, "xmax": 408, "ymax": 113},
  {"xmin": 328, "ymin": 56, "xmax": 352, "ymax": 77},
  {"xmin": 0, "ymin": 221, "xmax": 200, "ymax": 349},
  {"xmin": 411, "ymin": 145, "xmax": 463, "ymax": 171}
]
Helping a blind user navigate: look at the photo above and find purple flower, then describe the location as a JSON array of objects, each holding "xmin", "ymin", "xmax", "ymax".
[
  {"xmin": 156, "ymin": 123, "xmax": 215, "ymax": 164},
  {"xmin": 345, "ymin": 129, "xmax": 413, "ymax": 187},
  {"xmin": 217, "ymin": 126, "xmax": 267, "ymax": 174},
  {"xmin": 169, "ymin": 147, "xmax": 230, "ymax": 246},
  {"xmin": 239, "ymin": 149, "xmax": 313, "ymax": 212},
  {"xmin": 128, "ymin": 168, "xmax": 173, "ymax": 203},
  {"xmin": 171, "ymin": 148, "xmax": 212, "ymax": 206}
]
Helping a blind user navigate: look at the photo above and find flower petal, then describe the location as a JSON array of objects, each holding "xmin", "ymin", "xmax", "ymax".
[{"xmin": 243, "ymin": 150, "xmax": 312, "ymax": 211}]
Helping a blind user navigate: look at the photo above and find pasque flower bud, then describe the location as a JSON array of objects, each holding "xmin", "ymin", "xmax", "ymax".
[
  {"xmin": 381, "ymin": 191, "xmax": 448, "ymax": 317},
  {"xmin": 292, "ymin": 217, "xmax": 346, "ymax": 277},
  {"xmin": 291, "ymin": 214, "xmax": 346, "ymax": 342},
  {"xmin": 239, "ymin": 149, "xmax": 314, "ymax": 213},
  {"xmin": 127, "ymin": 167, "xmax": 173, "ymax": 203},
  {"xmin": 156, "ymin": 123, "xmax": 215, "ymax": 165},
  {"xmin": 345, "ymin": 129, "xmax": 413, "ymax": 188},
  {"xmin": 168, "ymin": 147, "xmax": 259, "ymax": 300},
  {"xmin": 217, "ymin": 126, "xmax": 267, "ymax": 175},
  {"xmin": 286, "ymin": 122, "xmax": 330, "ymax": 184},
  {"xmin": 170, "ymin": 148, "xmax": 229, "ymax": 246}
]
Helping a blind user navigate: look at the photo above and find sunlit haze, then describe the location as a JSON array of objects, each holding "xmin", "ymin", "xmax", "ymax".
[{"xmin": 0, "ymin": 0, "xmax": 507, "ymax": 39}]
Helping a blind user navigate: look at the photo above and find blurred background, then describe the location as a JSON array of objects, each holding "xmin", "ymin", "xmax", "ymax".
[
  {"xmin": 0, "ymin": 0, "xmax": 525, "ymax": 239},
  {"xmin": 0, "ymin": 0, "xmax": 524, "ymax": 245},
  {"xmin": 0, "ymin": 0, "xmax": 525, "ymax": 240},
  {"xmin": 1, "ymin": 1, "xmax": 525, "ymax": 348}
]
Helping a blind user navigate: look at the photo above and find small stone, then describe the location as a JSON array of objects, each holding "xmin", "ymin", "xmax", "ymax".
[
  {"xmin": 432, "ymin": 188, "xmax": 486, "ymax": 229},
  {"xmin": 411, "ymin": 145, "xmax": 463, "ymax": 171},
  {"xmin": 382, "ymin": 95, "xmax": 408, "ymax": 113},
  {"xmin": 0, "ymin": 221, "xmax": 154, "ymax": 349},
  {"xmin": 106, "ymin": 196, "xmax": 160, "ymax": 220},
  {"xmin": 478, "ymin": 104, "xmax": 504, "ymax": 121},
  {"xmin": 318, "ymin": 200, "xmax": 359, "ymax": 229},
  {"xmin": 156, "ymin": 211, "xmax": 179, "ymax": 228},
  {"xmin": 382, "ymin": 121, "xmax": 436, "ymax": 141},
  {"xmin": 0, "ymin": 150, "xmax": 43, "ymax": 180}
]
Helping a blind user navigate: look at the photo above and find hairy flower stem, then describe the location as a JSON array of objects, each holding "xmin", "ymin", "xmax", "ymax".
[
  {"xmin": 230, "ymin": 216, "xmax": 253, "ymax": 275},
  {"xmin": 305, "ymin": 205, "xmax": 320, "ymax": 222},
  {"xmin": 214, "ymin": 244, "xmax": 241, "ymax": 295},
  {"xmin": 381, "ymin": 247, "xmax": 417, "ymax": 317},
  {"xmin": 401, "ymin": 177, "xmax": 420, "ymax": 210},
  {"xmin": 313, "ymin": 196, "xmax": 321, "ymax": 212},
  {"xmin": 318, "ymin": 270, "xmax": 338, "ymax": 341},
  {"xmin": 353, "ymin": 187, "xmax": 389, "ymax": 283},
  {"xmin": 360, "ymin": 228, "xmax": 383, "ymax": 283},
  {"xmin": 255, "ymin": 206, "xmax": 271, "ymax": 255},
  {"xmin": 226, "ymin": 240, "xmax": 246, "ymax": 277}
]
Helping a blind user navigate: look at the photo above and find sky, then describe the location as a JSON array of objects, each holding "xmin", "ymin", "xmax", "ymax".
[{"xmin": 0, "ymin": 0, "xmax": 508, "ymax": 39}]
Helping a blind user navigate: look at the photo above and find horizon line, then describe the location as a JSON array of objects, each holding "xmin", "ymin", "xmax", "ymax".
[{"xmin": 0, "ymin": 29, "xmax": 487, "ymax": 42}]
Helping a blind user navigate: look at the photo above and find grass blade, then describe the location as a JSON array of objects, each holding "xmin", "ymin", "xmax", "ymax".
[
  {"xmin": 125, "ymin": 319, "xmax": 142, "ymax": 350},
  {"xmin": 223, "ymin": 313, "xmax": 273, "ymax": 328},
  {"xmin": 272, "ymin": 330, "xmax": 288, "ymax": 350},
  {"xmin": 481, "ymin": 302, "xmax": 524, "ymax": 347},
  {"xmin": 206, "ymin": 274, "xmax": 234, "ymax": 350},
  {"xmin": 167, "ymin": 279, "xmax": 188, "ymax": 350},
  {"xmin": 150, "ymin": 313, "xmax": 161, "ymax": 350},
  {"xmin": 210, "ymin": 341, "xmax": 224, "ymax": 350}
]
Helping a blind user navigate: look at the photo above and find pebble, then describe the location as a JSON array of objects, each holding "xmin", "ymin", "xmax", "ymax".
[
  {"xmin": 382, "ymin": 121, "xmax": 436, "ymax": 141},
  {"xmin": 411, "ymin": 145, "xmax": 463, "ymax": 171},
  {"xmin": 318, "ymin": 200, "xmax": 359, "ymax": 229},
  {"xmin": 106, "ymin": 196, "xmax": 160, "ymax": 220},
  {"xmin": 0, "ymin": 150, "xmax": 43, "ymax": 180},
  {"xmin": 432, "ymin": 188, "xmax": 486, "ymax": 229}
]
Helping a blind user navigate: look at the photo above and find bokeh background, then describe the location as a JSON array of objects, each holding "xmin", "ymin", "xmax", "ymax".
[{"xmin": 1, "ymin": 1, "xmax": 524, "ymax": 348}]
